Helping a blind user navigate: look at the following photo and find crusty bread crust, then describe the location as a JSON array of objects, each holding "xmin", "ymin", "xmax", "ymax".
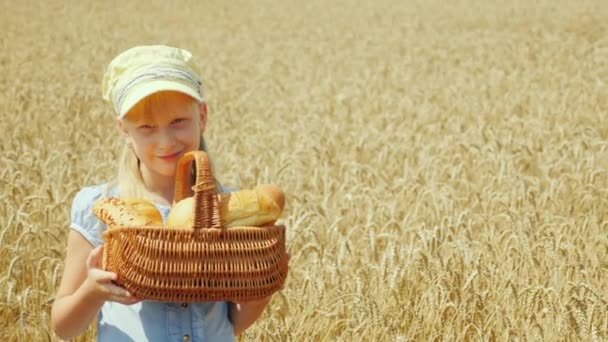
[
  {"xmin": 93, "ymin": 197, "xmax": 163, "ymax": 229},
  {"xmin": 219, "ymin": 186, "xmax": 283, "ymax": 227}
]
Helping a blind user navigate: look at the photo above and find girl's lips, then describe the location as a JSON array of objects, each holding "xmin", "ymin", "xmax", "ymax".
[{"xmin": 158, "ymin": 151, "xmax": 182, "ymax": 160}]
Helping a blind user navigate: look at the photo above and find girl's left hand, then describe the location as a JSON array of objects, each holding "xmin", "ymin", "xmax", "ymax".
[
  {"xmin": 85, "ymin": 245, "xmax": 142, "ymax": 305},
  {"xmin": 233, "ymin": 296, "xmax": 272, "ymax": 305}
]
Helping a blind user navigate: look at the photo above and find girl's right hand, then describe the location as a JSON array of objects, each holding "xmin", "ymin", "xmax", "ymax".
[{"xmin": 85, "ymin": 245, "xmax": 141, "ymax": 305}]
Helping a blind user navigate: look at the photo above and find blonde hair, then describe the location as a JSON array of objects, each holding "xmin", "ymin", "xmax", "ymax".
[{"xmin": 115, "ymin": 91, "xmax": 221, "ymax": 203}]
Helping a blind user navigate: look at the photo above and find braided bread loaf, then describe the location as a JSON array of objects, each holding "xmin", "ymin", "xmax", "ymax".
[{"xmin": 93, "ymin": 197, "xmax": 163, "ymax": 229}]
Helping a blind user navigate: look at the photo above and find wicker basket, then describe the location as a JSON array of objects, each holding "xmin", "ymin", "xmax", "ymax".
[{"xmin": 102, "ymin": 151, "xmax": 289, "ymax": 303}]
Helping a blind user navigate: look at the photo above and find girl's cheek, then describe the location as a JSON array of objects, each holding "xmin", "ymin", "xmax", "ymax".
[
  {"xmin": 140, "ymin": 130, "xmax": 158, "ymax": 141},
  {"xmin": 132, "ymin": 133, "xmax": 156, "ymax": 151},
  {"xmin": 174, "ymin": 126, "xmax": 197, "ymax": 141}
]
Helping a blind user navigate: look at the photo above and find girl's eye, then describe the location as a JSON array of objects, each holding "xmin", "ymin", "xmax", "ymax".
[
  {"xmin": 138, "ymin": 124, "xmax": 154, "ymax": 131},
  {"xmin": 172, "ymin": 118, "xmax": 188, "ymax": 125}
]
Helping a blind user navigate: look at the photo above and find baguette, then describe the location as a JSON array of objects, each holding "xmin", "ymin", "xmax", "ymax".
[
  {"xmin": 93, "ymin": 197, "xmax": 163, "ymax": 229},
  {"xmin": 166, "ymin": 184, "xmax": 286, "ymax": 228}
]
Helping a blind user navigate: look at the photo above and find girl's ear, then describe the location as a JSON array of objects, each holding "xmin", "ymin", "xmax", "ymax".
[
  {"xmin": 116, "ymin": 119, "xmax": 132, "ymax": 145},
  {"xmin": 199, "ymin": 102, "xmax": 208, "ymax": 134}
]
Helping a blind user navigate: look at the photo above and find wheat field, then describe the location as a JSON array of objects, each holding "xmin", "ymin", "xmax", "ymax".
[{"xmin": 1, "ymin": 0, "xmax": 608, "ymax": 341}]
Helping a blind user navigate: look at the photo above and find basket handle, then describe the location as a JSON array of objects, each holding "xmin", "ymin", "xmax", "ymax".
[{"xmin": 173, "ymin": 151, "xmax": 222, "ymax": 230}]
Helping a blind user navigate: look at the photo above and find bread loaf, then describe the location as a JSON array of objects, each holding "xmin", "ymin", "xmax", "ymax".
[
  {"xmin": 93, "ymin": 197, "xmax": 163, "ymax": 229},
  {"xmin": 166, "ymin": 184, "xmax": 286, "ymax": 228},
  {"xmin": 221, "ymin": 184, "xmax": 285, "ymax": 227}
]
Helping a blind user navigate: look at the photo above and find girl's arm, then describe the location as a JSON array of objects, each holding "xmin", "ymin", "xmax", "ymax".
[
  {"xmin": 51, "ymin": 231, "xmax": 140, "ymax": 340},
  {"xmin": 228, "ymin": 297, "xmax": 273, "ymax": 335}
]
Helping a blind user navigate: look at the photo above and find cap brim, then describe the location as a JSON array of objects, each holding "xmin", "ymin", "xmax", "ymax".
[{"xmin": 117, "ymin": 79, "xmax": 203, "ymax": 118}]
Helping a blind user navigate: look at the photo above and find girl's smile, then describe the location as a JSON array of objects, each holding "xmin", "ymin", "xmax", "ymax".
[{"xmin": 157, "ymin": 151, "xmax": 183, "ymax": 161}]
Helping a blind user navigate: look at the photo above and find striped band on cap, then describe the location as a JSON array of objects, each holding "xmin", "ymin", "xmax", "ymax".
[{"xmin": 113, "ymin": 67, "xmax": 203, "ymax": 114}]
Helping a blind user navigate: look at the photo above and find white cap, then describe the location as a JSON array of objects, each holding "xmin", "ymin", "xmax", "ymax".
[{"xmin": 102, "ymin": 45, "xmax": 203, "ymax": 118}]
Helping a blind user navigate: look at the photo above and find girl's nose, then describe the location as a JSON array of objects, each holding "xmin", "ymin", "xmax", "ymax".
[{"xmin": 157, "ymin": 128, "xmax": 176, "ymax": 150}]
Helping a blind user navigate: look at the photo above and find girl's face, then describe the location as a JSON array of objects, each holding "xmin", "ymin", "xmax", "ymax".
[{"xmin": 118, "ymin": 91, "xmax": 207, "ymax": 180}]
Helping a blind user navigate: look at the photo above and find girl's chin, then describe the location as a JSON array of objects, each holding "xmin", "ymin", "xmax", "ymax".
[
  {"xmin": 142, "ymin": 163, "xmax": 178, "ymax": 179},
  {"xmin": 158, "ymin": 165, "xmax": 178, "ymax": 177}
]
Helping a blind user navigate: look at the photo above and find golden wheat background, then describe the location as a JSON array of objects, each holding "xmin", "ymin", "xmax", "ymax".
[{"xmin": 1, "ymin": 0, "xmax": 607, "ymax": 341}]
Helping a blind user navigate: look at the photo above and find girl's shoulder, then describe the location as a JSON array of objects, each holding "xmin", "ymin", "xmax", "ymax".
[
  {"xmin": 70, "ymin": 182, "xmax": 118, "ymax": 247},
  {"xmin": 72, "ymin": 182, "xmax": 118, "ymax": 205}
]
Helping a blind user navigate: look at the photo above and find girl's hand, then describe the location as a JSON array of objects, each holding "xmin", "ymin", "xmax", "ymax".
[
  {"xmin": 233, "ymin": 296, "xmax": 272, "ymax": 305},
  {"xmin": 85, "ymin": 245, "xmax": 141, "ymax": 305}
]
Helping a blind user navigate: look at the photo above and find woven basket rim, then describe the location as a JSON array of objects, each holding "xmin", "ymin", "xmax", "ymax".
[{"xmin": 103, "ymin": 223, "xmax": 285, "ymax": 233}]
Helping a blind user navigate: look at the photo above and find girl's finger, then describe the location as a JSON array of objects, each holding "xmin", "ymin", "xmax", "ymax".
[
  {"xmin": 104, "ymin": 283, "xmax": 133, "ymax": 298},
  {"xmin": 106, "ymin": 286, "xmax": 142, "ymax": 305},
  {"xmin": 88, "ymin": 268, "xmax": 118, "ymax": 283},
  {"xmin": 86, "ymin": 245, "xmax": 104, "ymax": 269},
  {"xmin": 113, "ymin": 297, "xmax": 141, "ymax": 306},
  {"xmin": 120, "ymin": 297, "xmax": 143, "ymax": 306}
]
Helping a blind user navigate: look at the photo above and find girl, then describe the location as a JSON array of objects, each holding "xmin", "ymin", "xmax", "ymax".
[{"xmin": 51, "ymin": 45, "xmax": 276, "ymax": 341}]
